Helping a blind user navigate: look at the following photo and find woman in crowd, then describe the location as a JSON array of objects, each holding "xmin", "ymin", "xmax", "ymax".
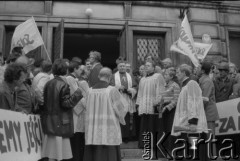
[
  {"xmin": 41, "ymin": 58, "xmax": 83, "ymax": 161},
  {"xmin": 159, "ymin": 67, "xmax": 180, "ymax": 156}
]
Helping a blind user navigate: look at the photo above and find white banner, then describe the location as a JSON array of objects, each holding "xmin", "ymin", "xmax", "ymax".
[
  {"xmin": 215, "ymin": 98, "xmax": 240, "ymax": 136},
  {"xmin": 170, "ymin": 15, "xmax": 213, "ymax": 67},
  {"xmin": 10, "ymin": 17, "xmax": 44, "ymax": 54},
  {"xmin": 0, "ymin": 109, "xmax": 43, "ymax": 161},
  {"xmin": 194, "ymin": 42, "xmax": 212, "ymax": 61},
  {"xmin": 170, "ymin": 15, "xmax": 200, "ymax": 67}
]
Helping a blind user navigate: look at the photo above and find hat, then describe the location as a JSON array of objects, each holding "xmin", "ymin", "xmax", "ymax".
[
  {"xmin": 217, "ymin": 62, "xmax": 229, "ymax": 71},
  {"xmin": 15, "ymin": 55, "xmax": 35, "ymax": 68},
  {"xmin": 161, "ymin": 58, "xmax": 172, "ymax": 64}
]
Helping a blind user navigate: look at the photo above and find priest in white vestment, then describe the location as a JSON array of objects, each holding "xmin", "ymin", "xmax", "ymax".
[
  {"xmin": 136, "ymin": 61, "xmax": 165, "ymax": 159},
  {"xmin": 171, "ymin": 64, "xmax": 209, "ymax": 161},
  {"xmin": 110, "ymin": 60, "xmax": 137, "ymax": 142},
  {"xmin": 84, "ymin": 67, "xmax": 128, "ymax": 161}
]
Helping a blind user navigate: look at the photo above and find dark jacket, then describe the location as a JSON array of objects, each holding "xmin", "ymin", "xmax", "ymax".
[
  {"xmin": 0, "ymin": 81, "xmax": 25, "ymax": 112},
  {"xmin": 0, "ymin": 81, "xmax": 17, "ymax": 111},
  {"xmin": 42, "ymin": 76, "xmax": 83, "ymax": 137},
  {"xmin": 214, "ymin": 76, "xmax": 234, "ymax": 103},
  {"xmin": 199, "ymin": 75, "xmax": 219, "ymax": 122},
  {"xmin": 16, "ymin": 82, "xmax": 37, "ymax": 114},
  {"xmin": 88, "ymin": 63, "xmax": 103, "ymax": 87}
]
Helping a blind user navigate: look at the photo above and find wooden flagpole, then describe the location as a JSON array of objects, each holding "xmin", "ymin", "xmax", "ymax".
[
  {"xmin": 43, "ymin": 44, "xmax": 52, "ymax": 63},
  {"xmin": 31, "ymin": 16, "xmax": 52, "ymax": 63}
]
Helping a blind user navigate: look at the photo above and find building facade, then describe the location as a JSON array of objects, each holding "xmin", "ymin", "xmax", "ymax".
[{"xmin": 0, "ymin": 1, "xmax": 240, "ymax": 69}]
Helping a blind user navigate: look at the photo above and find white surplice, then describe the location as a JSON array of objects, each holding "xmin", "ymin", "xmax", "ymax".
[
  {"xmin": 136, "ymin": 73, "xmax": 165, "ymax": 115},
  {"xmin": 171, "ymin": 80, "xmax": 208, "ymax": 136},
  {"xmin": 85, "ymin": 86, "xmax": 128, "ymax": 145}
]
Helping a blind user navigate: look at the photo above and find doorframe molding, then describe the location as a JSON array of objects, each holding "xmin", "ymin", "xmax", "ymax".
[{"xmin": 0, "ymin": 15, "xmax": 178, "ymax": 67}]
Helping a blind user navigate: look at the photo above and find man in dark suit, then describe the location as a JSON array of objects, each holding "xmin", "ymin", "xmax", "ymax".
[
  {"xmin": 214, "ymin": 62, "xmax": 234, "ymax": 103},
  {"xmin": 88, "ymin": 51, "xmax": 103, "ymax": 87}
]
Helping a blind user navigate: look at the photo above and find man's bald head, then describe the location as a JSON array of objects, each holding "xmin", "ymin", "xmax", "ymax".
[{"xmin": 98, "ymin": 67, "xmax": 112, "ymax": 82}]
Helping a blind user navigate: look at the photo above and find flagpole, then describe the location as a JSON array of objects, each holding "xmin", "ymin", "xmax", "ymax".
[
  {"xmin": 43, "ymin": 44, "xmax": 52, "ymax": 63},
  {"xmin": 31, "ymin": 16, "xmax": 52, "ymax": 63}
]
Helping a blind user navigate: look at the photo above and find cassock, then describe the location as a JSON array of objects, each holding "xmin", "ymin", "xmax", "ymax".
[
  {"xmin": 66, "ymin": 74, "xmax": 89, "ymax": 161},
  {"xmin": 136, "ymin": 72, "xmax": 165, "ymax": 151},
  {"xmin": 88, "ymin": 63, "xmax": 103, "ymax": 87},
  {"xmin": 84, "ymin": 80, "xmax": 127, "ymax": 161},
  {"xmin": 171, "ymin": 80, "xmax": 209, "ymax": 161},
  {"xmin": 110, "ymin": 71, "xmax": 137, "ymax": 141}
]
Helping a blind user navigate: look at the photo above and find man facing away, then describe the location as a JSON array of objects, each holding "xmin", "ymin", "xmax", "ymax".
[{"xmin": 84, "ymin": 67, "xmax": 127, "ymax": 161}]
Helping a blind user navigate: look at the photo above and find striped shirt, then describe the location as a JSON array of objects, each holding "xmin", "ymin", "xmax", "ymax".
[{"xmin": 162, "ymin": 80, "xmax": 180, "ymax": 111}]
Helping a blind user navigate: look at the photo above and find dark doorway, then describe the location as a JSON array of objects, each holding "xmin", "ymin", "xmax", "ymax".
[{"xmin": 64, "ymin": 29, "xmax": 120, "ymax": 70}]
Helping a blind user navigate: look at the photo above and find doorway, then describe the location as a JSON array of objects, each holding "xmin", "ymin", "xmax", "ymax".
[{"xmin": 64, "ymin": 29, "xmax": 120, "ymax": 69}]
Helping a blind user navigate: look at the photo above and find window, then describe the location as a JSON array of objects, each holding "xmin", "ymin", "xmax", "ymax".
[{"xmin": 229, "ymin": 32, "xmax": 240, "ymax": 69}]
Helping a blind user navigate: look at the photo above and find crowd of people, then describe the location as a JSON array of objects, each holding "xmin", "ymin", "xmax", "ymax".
[{"xmin": 0, "ymin": 46, "xmax": 239, "ymax": 161}]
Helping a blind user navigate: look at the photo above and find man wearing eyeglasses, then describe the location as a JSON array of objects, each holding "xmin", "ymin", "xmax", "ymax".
[{"xmin": 213, "ymin": 62, "xmax": 234, "ymax": 103}]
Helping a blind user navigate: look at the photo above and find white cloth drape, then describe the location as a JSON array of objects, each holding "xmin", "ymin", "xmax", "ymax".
[
  {"xmin": 136, "ymin": 73, "xmax": 165, "ymax": 115},
  {"xmin": 85, "ymin": 86, "xmax": 128, "ymax": 145},
  {"xmin": 171, "ymin": 80, "xmax": 208, "ymax": 136}
]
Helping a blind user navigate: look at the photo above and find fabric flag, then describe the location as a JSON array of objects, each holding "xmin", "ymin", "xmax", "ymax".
[
  {"xmin": 170, "ymin": 15, "xmax": 200, "ymax": 67},
  {"xmin": 10, "ymin": 17, "xmax": 44, "ymax": 54},
  {"xmin": 194, "ymin": 42, "xmax": 212, "ymax": 61}
]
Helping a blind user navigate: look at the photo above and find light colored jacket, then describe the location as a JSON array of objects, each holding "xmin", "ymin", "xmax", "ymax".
[{"xmin": 32, "ymin": 72, "xmax": 52, "ymax": 106}]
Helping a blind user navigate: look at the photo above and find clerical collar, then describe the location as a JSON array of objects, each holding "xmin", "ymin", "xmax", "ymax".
[
  {"xmin": 119, "ymin": 71, "xmax": 126, "ymax": 75},
  {"xmin": 69, "ymin": 73, "xmax": 77, "ymax": 79},
  {"xmin": 146, "ymin": 72, "xmax": 154, "ymax": 77},
  {"xmin": 182, "ymin": 77, "xmax": 189, "ymax": 84}
]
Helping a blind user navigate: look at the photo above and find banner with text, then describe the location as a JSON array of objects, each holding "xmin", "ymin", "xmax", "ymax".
[
  {"xmin": 0, "ymin": 109, "xmax": 43, "ymax": 161},
  {"xmin": 215, "ymin": 98, "xmax": 240, "ymax": 136}
]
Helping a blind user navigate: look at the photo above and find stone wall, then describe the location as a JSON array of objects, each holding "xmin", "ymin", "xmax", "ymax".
[{"xmin": 0, "ymin": 1, "xmax": 239, "ymax": 66}]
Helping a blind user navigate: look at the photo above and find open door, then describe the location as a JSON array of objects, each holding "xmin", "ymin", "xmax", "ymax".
[
  {"xmin": 53, "ymin": 18, "xmax": 64, "ymax": 61},
  {"xmin": 0, "ymin": 25, "xmax": 6, "ymax": 61},
  {"xmin": 119, "ymin": 21, "xmax": 128, "ymax": 60}
]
